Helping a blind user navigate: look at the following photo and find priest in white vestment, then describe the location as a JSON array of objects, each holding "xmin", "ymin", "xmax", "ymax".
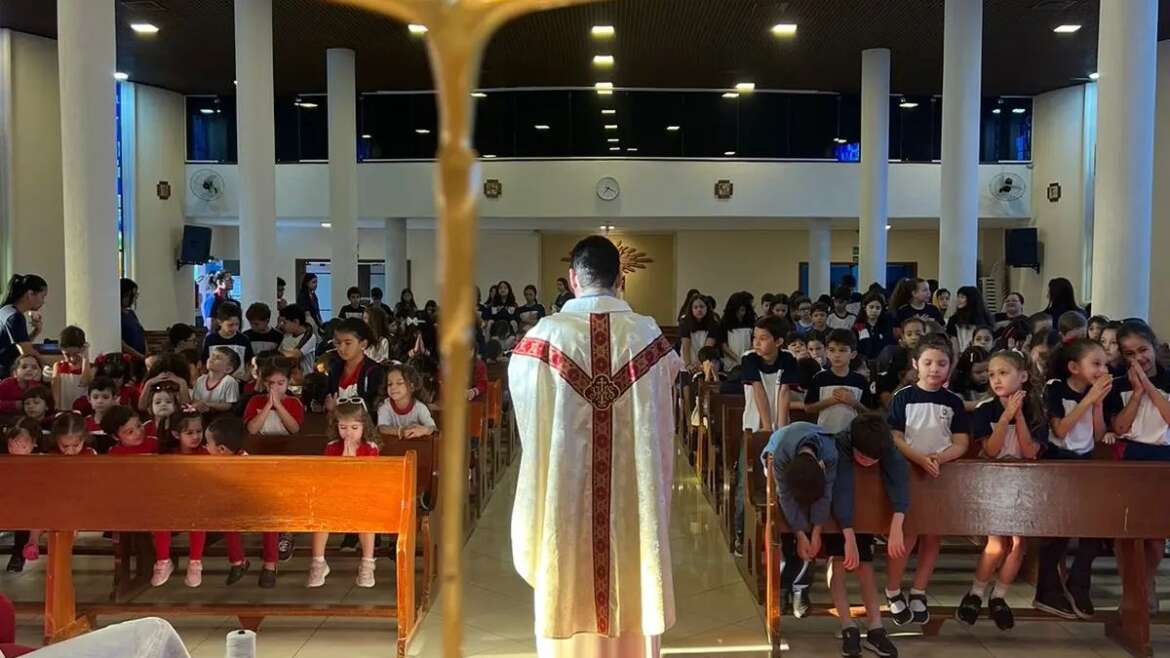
[{"xmin": 510, "ymin": 236, "xmax": 684, "ymax": 657}]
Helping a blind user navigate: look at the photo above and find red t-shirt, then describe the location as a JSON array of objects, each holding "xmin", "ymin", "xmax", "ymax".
[
  {"xmin": 338, "ymin": 364, "xmax": 361, "ymax": 392},
  {"xmin": 84, "ymin": 415, "xmax": 103, "ymax": 434},
  {"xmin": 72, "ymin": 384, "xmax": 138, "ymax": 416},
  {"xmin": 108, "ymin": 436, "xmax": 159, "ymax": 455},
  {"xmin": 0, "ymin": 376, "xmax": 34, "ymax": 414},
  {"xmin": 243, "ymin": 395, "xmax": 306, "ymax": 424},
  {"xmin": 323, "ymin": 440, "xmax": 379, "ymax": 457}
]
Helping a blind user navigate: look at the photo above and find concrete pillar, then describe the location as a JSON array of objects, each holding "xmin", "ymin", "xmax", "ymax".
[
  {"xmin": 57, "ymin": 0, "xmax": 120, "ymax": 353},
  {"xmin": 859, "ymin": 48, "xmax": 890, "ymax": 289},
  {"xmin": 808, "ymin": 222, "xmax": 831, "ymax": 299},
  {"xmin": 384, "ymin": 218, "xmax": 407, "ymax": 303},
  {"xmin": 938, "ymin": 0, "xmax": 982, "ymax": 293},
  {"xmin": 1090, "ymin": 0, "xmax": 1157, "ymax": 319},
  {"xmin": 328, "ymin": 48, "xmax": 358, "ymax": 313},
  {"xmin": 234, "ymin": 0, "xmax": 277, "ymax": 309}
]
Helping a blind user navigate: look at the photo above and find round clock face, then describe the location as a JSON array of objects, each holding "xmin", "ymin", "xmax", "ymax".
[{"xmin": 596, "ymin": 176, "xmax": 620, "ymax": 201}]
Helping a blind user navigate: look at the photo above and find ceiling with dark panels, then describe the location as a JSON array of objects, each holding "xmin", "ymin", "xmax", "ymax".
[{"xmin": 1, "ymin": 0, "xmax": 1168, "ymax": 96}]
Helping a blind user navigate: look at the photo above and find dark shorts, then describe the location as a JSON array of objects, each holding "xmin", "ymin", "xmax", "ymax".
[
  {"xmin": 823, "ymin": 533, "xmax": 874, "ymax": 562},
  {"xmin": 1118, "ymin": 440, "xmax": 1170, "ymax": 461}
]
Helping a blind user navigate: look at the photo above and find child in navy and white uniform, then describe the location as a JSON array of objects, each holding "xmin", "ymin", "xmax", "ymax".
[
  {"xmin": 803, "ymin": 330, "xmax": 869, "ymax": 434},
  {"xmin": 884, "ymin": 334, "xmax": 969, "ymax": 627}
]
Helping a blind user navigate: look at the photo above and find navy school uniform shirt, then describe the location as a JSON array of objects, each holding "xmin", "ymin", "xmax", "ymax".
[
  {"xmin": 1045, "ymin": 378, "xmax": 1099, "ymax": 454},
  {"xmin": 243, "ymin": 328, "xmax": 284, "ymax": 356},
  {"xmin": 831, "ymin": 428, "xmax": 910, "ymax": 530},
  {"xmin": 761, "ymin": 422, "xmax": 838, "ymax": 534},
  {"xmin": 855, "ymin": 316, "xmax": 895, "ymax": 360},
  {"xmin": 895, "ymin": 303, "xmax": 944, "ymax": 327},
  {"xmin": 805, "ymin": 369, "xmax": 870, "ymax": 433},
  {"xmin": 971, "ymin": 396, "xmax": 1048, "ymax": 459},
  {"xmin": 887, "ymin": 384, "xmax": 968, "ymax": 455},
  {"xmin": 1104, "ymin": 366, "xmax": 1170, "ymax": 446},
  {"xmin": 741, "ymin": 350, "xmax": 801, "ymax": 430}
]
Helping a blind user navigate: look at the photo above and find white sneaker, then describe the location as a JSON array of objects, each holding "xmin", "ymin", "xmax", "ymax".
[
  {"xmin": 356, "ymin": 558, "xmax": 376, "ymax": 588},
  {"xmin": 307, "ymin": 559, "xmax": 330, "ymax": 588},
  {"xmin": 184, "ymin": 560, "xmax": 203, "ymax": 588},
  {"xmin": 151, "ymin": 559, "xmax": 174, "ymax": 587}
]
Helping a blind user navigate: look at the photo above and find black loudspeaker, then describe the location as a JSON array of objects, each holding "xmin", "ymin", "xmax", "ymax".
[
  {"xmin": 177, "ymin": 225, "xmax": 212, "ymax": 268},
  {"xmin": 1005, "ymin": 228, "xmax": 1040, "ymax": 269}
]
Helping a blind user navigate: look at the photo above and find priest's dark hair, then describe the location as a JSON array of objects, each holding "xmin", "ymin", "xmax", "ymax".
[{"xmin": 569, "ymin": 235, "xmax": 621, "ymax": 290}]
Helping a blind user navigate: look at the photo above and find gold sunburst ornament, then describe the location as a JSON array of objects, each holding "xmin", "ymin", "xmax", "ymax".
[{"xmin": 562, "ymin": 239, "xmax": 653, "ymax": 275}]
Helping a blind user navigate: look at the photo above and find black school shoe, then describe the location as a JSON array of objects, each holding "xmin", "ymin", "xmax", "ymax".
[
  {"xmin": 864, "ymin": 628, "xmax": 898, "ymax": 657},
  {"xmin": 1033, "ymin": 591, "xmax": 1077, "ymax": 619},
  {"xmin": 1067, "ymin": 587, "xmax": 1095, "ymax": 620},
  {"xmin": 6, "ymin": 554, "xmax": 24, "ymax": 573},
  {"xmin": 258, "ymin": 567, "xmax": 277, "ymax": 589},
  {"xmin": 955, "ymin": 593, "xmax": 982, "ymax": 625},
  {"xmin": 226, "ymin": 560, "xmax": 250, "ymax": 586},
  {"xmin": 988, "ymin": 597, "xmax": 1015, "ymax": 630},
  {"xmin": 908, "ymin": 592, "xmax": 930, "ymax": 625},
  {"xmin": 339, "ymin": 533, "xmax": 359, "ymax": 551},
  {"xmin": 278, "ymin": 533, "xmax": 295, "ymax": 562},
  {"xmin": 885, "ymin": 591, "xmax": 914, "ymax": 626},
  {"xmin": 840, "ymin": 626, "xmax": 862, "ymax": 657}
]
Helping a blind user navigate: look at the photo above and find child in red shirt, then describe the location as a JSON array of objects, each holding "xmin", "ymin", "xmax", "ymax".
[
  {"xmin": 82, "ymin": 377, "xmax": 118, "ymax": 448},
  {"xmin": 205, "ymin": 416, "xmax": 281, "ymax": 588},
  {"xmin": 244, "ymin": 359, "xmax": 304, "ymax": 435},
  {"xmin": 101, "ymin": 406, "xmax": 159, "ymax": 455},
  {"xmin": 50, "ymin": 413, "xmax": 96, "ymax": 456},
  {"xmin": 4, "ymin": 420, "xmax": 42, "ymax": 572},
  {"xmin": 0, "ymin": 354, "xmax": 43, "ymax": 414},
  {"xmin": 21, "ymin": 385, "xmax": 53, "ymax": 429},
  {"xmin": 143, "ymin": 385, "xmax": 179, "ymax": 439},
  {"xmin": 151, "ymin": 410, "xmax": 208, "ymax": 588},
  {"xmin": 307, "ymin": 400, "xmax": 380, "ymax": 589}
]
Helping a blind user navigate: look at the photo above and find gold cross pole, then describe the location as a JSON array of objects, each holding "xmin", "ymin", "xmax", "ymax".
[{"xmin": 330, "ymin": 2, "xmax": 598, "ymax": 656}]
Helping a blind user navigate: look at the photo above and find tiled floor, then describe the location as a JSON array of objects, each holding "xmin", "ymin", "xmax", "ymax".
[{"xmin": 5, "ymin": 442, "xmax": 1170, "ymax": 656}]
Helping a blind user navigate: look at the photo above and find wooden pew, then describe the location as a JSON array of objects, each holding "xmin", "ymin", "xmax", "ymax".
[
  {"xmin": 0, "ymin": 453, "xmax": 419, "ymax": 657},
  {"xmin": 718, "ymin": 401, "xmax": 745, "ymax": 549},
  {"xmin": 486, "ymin": 380, "xmax": 504, "ymax": 485},
  {"xmin": 762, "ymin": 458, "xmax": 1170, "ymax": 658},
  {"xmin": 381, "ymin": 433, "xmax": 440, "ymax": 610}
]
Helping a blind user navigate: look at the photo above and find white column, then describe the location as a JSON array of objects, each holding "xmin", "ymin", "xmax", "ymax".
[
  {"xmin": 807, "ymin": 223, "xmax": 831, "ymax": 299},
  {"xmin": 938, "ymin": 0, "xmax": 982, "ymax": 293},
  {"xmin": 1090, "ymin": 0, "xmax": 1157, "ymax": 319},
  {"xmin": 859, "ymin": 48, "xmax": 890, "ymax": 289},
  {"xmin": 57, "ymin": 0, "xmax": 120, "ymax": 353},
  {"xmin": 234, "ymin": 0, "xmax": 277, "ymax": 309},
  {"xmin": 328, "ymin": 48, "xmax": 358, "ymax": 312},
  {"xmin": 384, "ymin": 218, "xmax": 407, "ymax": 301}
]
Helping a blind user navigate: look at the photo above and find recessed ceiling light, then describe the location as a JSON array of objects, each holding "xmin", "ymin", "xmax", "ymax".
[
  {"xmin": 627, "ymin": 147, "xmax": 638, "ymax": 152},
  {"xmin": 593, "ymin": 55, "xmax": 614, "ymax": 67},
  {"xmin": 609, "ymin": 146, "xmax": 621, "ymax": 151},
  {"xmin": 722, "ymin": 92, "xmax": 739, "ymax": 99},
  {"xmin": 471, "ymin": 92, "xmax": 487, "ymax": 98},
  {"xmin": 607, "ymin": 138, "xmax": 619, "ymax": 142},
  {"xmin": 991, "ymin": 108, "xmax": 1002, "ymax": 114},
  {"xmin": 534, "ymin": 124, "xmax": 550, "ymax": 130},
  {"xmin": 899, "ymin": 101, "xmax": 918, "ymax": 109},
  {"xmin": 408, "ymin": 24, "xmax": 428, "ymax": 35},
  {"xmin": 113, "ymin": 71, "xmax": 129, "ymax": 81},
  {"xmin": 604, "ymin": 124, "xmax": 618, "ymax": 130},
  {"xmin": 1053, "ymin": 24, "xmax": 1082, "ymax": 33},
  {"xmin": 130, "ymin": 22, "xmax": 159, "ymax": 34},
  {"xmin": 666, "ymin": 125, "xmax": 680, "ymax": 132},
  {"xmin": 199, "ymin": 108, "xmax": 215, "ymax": 115},
  {"xmin": 483, "ymin": 154, "xmax": 496, "ymax": 158},
  {"xmin": 833, "ymin": 137, "xmax": 847, "ymax": 144},
  {"xmin": 1089, "ymin": 72, "xmax": 1100, "ymax": 80},
  {"xmin": 771, "ymin": 23, "xmax": 798, "ymax": 36},
  {"xmin": 735, "ymin": 82, "xmax": 756, "ymax": 93},
  {"xmin": 415, "ymin": 128, "xmax": 431, "ymax": 134},
  {"xmin": 591, "ymin": 25, "xmax": 615, "ymax": 37},
  {"xmin": 724, "ymin": 151, "xmax": 736, "ymax": 156},
  {"xmin": 1011, "ymin": 107, "xmax": 1027, "ymax": 114},
  {"xmin": 321, "ymin": 222, "xmax": 332, "ymax": 228},
  {"xmin": 361, "ymin": 134, "xmax": 372, "ymax": 139},
  {"xmin": 298, "ymin": 101, "xmax": 318, "ymax": 109},
  {"xmin": 601, "ymin": 109, "xmax": 616, "ymax": 115},
  {"xmin": 594, "ymin": 82, "xmax": 613, "ymax": 91}
]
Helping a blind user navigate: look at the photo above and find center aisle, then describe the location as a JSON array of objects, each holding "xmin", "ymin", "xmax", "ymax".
[{"xmin": 405, "ymin": 442, "xmax": 770, "ymax": 657}]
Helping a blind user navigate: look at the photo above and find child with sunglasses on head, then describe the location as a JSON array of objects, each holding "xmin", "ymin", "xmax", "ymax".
[
  {"xmin": 307, "ymin": 400, "xmax": 381, "ymax": 589},
  {"xmin": 377, "ymin": 363, "xmax": 436, "ymax": 440},
  {"xmin": 244, "ymin": 358, "xmax": 304, "ymax": 435}
]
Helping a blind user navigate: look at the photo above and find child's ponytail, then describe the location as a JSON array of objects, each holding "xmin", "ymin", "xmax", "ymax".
[{"xmin": 1047, "ymin": 337, "xmax": 1100, "ymax": 382}]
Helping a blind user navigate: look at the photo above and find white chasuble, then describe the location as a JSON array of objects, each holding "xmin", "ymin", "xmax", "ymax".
[{"xmin": 509, "ymin": 294, "xmax": 684, "ymax": 645}]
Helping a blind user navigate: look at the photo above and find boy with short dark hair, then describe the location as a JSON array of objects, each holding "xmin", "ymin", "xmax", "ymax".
[
  {"xmin": 760, "ymin": 293, "xmax": 775, "ymax": 318},
  {"xmin": 877, "ymin": 317, "xmax": 925, "ymax": 374},
  {"xmin": 805, "ymin": 331, "xmax": 828, "ymax": 369},
  {"xmin": 804, "ymin": 330, "xmax": 870, "ymax": 433},
  {"xmin": 785, "ymin": 332, "xmax": 808, "ymax": 361},
  {"xmin": 827, "ymin": 287, "xmax": 858, "ymax": 330},
  {"xmin": 1057, "ymin": 310, "xmax": 1088, "ymax": 341},
  {"xmin": 793, "ymin": 297, "xmax": 814, "ymax": 335},
  {"xmin": 244, "ymin": 303, "xmax": 284, "ymax": 355},
  {"xmin": 370, "ymin": 287, "xmax": 393, "ymax": 318},
  {"xmin": 202, "ymin": 305, "xmax": 253, "ymax": 381},
  {"xmin": 337, "ymin": 287, "xmax": 366, "ymax": 320},
  {"xmin": 84, "ymin": 377, "xmax": 119, "ymax": 439},
  {"xmin": 167, "ymin": 323, "xmax": 199, "ymax": 352},
  {"xmin": 810, "ymin": 302, "xmax": 831, "ymax": 333}
]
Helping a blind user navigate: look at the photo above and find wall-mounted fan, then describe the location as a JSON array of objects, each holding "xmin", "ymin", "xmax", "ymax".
[
  {"xmin": 989, "ymin": 172, "xmax": 1026, "ymax": 202},
  {"xmin": 189, "ymin": 169, "xmax": 225, "ymax": 202}
]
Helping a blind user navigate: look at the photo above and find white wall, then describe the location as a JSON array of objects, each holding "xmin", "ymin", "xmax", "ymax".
[
  {"xmin": 1151, "ymin": 41, "xmax": 1170, "ymax": 334},
  {"xmin": 185, "ymin": 160, "xmax": 1032, "ymax": 223},
  {"xmin": 1010, "ymin": 84, "xmax": 1093, "ymax": 308},
  {"xmin": 129, "ymin": 83, "xmax": 192, "ymax": 328},
  {"xmin": 0, "ymin": 30, "xmax": 66, "ymax": 337},
  {"xmin": 204, "ymin": 225, "xmax": 541, "ymax": 308}
]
